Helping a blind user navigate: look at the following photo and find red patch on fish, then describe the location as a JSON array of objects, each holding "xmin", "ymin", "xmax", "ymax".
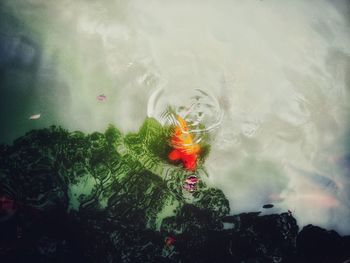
[{"xmin": 168, "ymin": 116, "xmax": 200, "ymax": 171}]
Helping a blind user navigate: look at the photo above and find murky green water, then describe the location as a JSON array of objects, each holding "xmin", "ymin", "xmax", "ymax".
[{"xmin": 1, "ymin": 0, "xmax": 350, "ymax": 235}]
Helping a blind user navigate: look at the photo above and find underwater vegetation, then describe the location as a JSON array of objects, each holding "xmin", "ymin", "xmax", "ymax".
[{"xmin": 0, "ymin": 119, "xmax": 349, "ymax": 262}]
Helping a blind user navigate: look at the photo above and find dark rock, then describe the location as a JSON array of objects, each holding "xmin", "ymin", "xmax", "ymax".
[
  {"xmin": 297, "ymin": 225, "xmax": 350, "ymax": 263},
  {"xmin": 0, "ymin": 120, "xmax": 349, "ymax": 262}
]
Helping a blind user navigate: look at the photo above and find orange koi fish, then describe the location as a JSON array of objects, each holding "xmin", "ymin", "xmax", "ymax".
[{"xmin": 168, "ymin": 116, "xmax": 200, "ymax": 171}]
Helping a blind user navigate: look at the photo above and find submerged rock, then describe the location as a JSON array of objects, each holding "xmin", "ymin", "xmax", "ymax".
[
  {"xmin": 0, "ymin": 119, "xmax": 349, "ymax": 262},
  {"xmin": 0, "ymin": 119, "xmax": 214, "ymax": 261},
  {"xmin": 297, "ymin": 225, "xmax": 350, "ymax": 263}
]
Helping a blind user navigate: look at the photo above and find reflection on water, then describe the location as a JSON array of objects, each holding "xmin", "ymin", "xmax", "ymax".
[{"xmin": 0, "ymin": 0, "xmax": 350, "ymax": 234}]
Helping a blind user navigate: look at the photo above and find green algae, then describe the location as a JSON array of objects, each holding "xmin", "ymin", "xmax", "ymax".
[{"xmin": 0, "ymin": 118, "xmax": 226, "ymax": 225}]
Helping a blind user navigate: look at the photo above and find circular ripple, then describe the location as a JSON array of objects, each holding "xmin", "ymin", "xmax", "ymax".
[{"xmin": 147, "ymin": 88, "xmax": 224, "ymax": 145}]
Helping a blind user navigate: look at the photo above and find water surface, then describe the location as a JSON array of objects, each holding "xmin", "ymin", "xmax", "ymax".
[{"xmin": 1, "ymin": 0, "xmax": 350, "ymax": 234}]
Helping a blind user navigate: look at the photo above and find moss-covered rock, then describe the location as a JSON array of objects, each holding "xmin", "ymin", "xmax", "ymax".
[{"xmin": 1, "ymin": 119, "xmax": 347, "ymax": 262}]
